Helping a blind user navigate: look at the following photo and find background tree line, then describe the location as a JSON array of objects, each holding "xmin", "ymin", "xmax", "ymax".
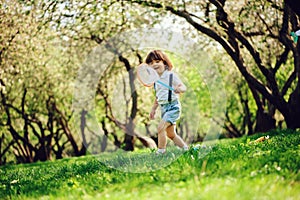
[{"xmin": 0, "ymin": 0, "xmax": 299, "ymax": 165}]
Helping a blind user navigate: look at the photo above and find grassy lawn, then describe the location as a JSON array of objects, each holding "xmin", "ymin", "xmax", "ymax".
[{"xmin": 0, "ymin": 129, "xmax": 299, "ymax": 200}]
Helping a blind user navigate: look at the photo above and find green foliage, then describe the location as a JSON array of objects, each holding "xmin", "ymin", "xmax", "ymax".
[
  {"xmin": 1, "ymin": 0, "xmax": 299, "ymax": 164},
  {"xmin": 0, "ymin": 130, "xmax": 299, "ymax": 199},
  {"xmin": 168, "ymin": 53, "xmax": 212, "ymax": 138},
  {"xmin": 0, "ymin": 0, "xmax": 84, "ymax": 163}
]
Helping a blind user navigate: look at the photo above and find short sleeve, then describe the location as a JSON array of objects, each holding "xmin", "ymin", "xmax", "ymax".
[{"xmin": 171, "ymin": 72, "xmax": 183, "ymax": 88}]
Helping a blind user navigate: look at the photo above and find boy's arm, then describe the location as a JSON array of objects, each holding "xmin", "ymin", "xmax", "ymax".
[
  {"xmin": 173, "ymin": 73, "xmax": 187, "ymax": 94},
  {"xmin": 174, "ymin": 82, "xmax": 187, "ymax": 93},
  {"xmin": 150, "ymin": 98, "xmax": 158, "ymax": 120}
]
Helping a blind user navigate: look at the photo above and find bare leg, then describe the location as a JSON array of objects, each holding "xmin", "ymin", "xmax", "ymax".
[
  {"xmin": 157, "ymin": 120, "xmax": 170, "ymax": 149},
  {"xmin": 166, "ymin": 124, "xmax": 187, "ymax": 148}
]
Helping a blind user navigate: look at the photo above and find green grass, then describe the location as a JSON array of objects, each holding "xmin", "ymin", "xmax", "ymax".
[{"xmin": 0, "ymin": 129, "xmax": 300, "ymax": 200}]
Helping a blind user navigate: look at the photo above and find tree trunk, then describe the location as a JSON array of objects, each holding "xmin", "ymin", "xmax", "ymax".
[
  {"xmin": 34, "ymin": 145, "xmax": 50, "ymax": 162},
  {"xmin": 285, "ymin": 86, "xmax": 300, "ymax": 129},
  {"xmin": 254, "ymin": 110, "xmax": 276, "ymax": 133},
  {"xmin": 119, "ymin": 55, "xmax": 137, "ymax": 151},
  {"xmin": 123, "ymin": 134, "xmax": 134, "ymax": 151},
  {"xmin": 285, "ymin": 0, "xmax": 300, "ymax": 17}
]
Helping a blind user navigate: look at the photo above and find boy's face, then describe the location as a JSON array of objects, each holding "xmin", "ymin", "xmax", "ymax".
[{"xmin": 149, "ymin": 60, "xmax": 165, "ymax": 75}]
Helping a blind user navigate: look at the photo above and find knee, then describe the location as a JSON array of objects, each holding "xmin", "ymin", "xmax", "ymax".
[
  {"xmin": 158, "ymin": 121, "xmax": 170, "ymax": 134},
  {"xmin": 167, "ymin": 132, "xmax": 176, "ymax": 140}
]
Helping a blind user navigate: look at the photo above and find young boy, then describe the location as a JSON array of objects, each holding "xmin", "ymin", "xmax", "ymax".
[{"xmin": 145, "ymin": 50, "xmax": 188, "ymax": 154}]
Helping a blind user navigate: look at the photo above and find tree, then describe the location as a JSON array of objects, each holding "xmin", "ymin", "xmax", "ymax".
[
  {"xmin": 130, "ymin": 0, "xmax": 300, "ymax": 131},
  {"xmin": 0, "ymin": 0, "xmax": 86, "ymax": 164},
  {"xmin": 42, "ymin": 0, "xmax": 161, "ymax": 152}
]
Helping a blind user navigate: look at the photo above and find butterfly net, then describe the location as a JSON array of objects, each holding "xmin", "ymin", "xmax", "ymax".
[{"xmin": 136, "ymin": 64, "xmax": 159, "ymax": 87}]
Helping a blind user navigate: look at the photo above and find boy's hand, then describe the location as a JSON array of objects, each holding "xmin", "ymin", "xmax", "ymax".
[
  {"xmin": 149, "ymin": 109, "xmax": 156, "ymax": 120},
  {"xmin": 174, "ymin": 87, "xmax": 181, "ymax": 94},
  {"xmin": 174, "ymin": 84, "xmax": 187, "ymax": 94}
]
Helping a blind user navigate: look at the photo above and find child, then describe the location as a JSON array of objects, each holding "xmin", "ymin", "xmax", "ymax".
[{"xmin": 144, "ymin": 50, "xmax": 189, "ymax": 154}]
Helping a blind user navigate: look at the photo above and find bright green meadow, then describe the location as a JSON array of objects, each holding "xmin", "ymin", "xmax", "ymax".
[{"xmin": 0, "ymin": 130, "xmax": 299, "ymax": 200}]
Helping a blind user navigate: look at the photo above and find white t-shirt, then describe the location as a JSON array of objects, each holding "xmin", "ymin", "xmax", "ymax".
[{"xmin": 154, "ymin": 70, "xmax": 181, "ymax": 104}]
